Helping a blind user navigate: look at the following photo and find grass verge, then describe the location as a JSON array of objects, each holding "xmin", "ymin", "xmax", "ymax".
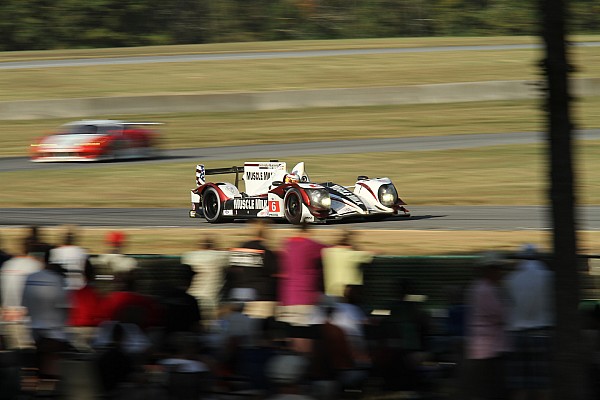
[
  {"xmin": 0, "ymin": 38, "xmax": 598, "ymax": 102},
  {"xmin": 2, "ymin": 141, "xmax": 600, "ymax": 207},
  {"xmin": 1, "ymin": 226, "xmax": 600, "ymax": 257},
  {"xmin": 3, "ymin": 97, "xmax": 600, "ymax": 157}
]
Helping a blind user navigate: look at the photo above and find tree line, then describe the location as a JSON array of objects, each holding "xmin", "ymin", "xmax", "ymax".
[{"xmin": 0, "ymin": 0, "xmax": 598, "ymax": 51}]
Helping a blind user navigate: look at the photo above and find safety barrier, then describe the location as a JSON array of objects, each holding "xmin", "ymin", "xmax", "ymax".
[
  {"xmin": 110, "ymin": 253, "xmax": 599, "ymax": 310},
  {"xmin": 1, "ymin": 78, "xmax": 599, "ymax": 120}
]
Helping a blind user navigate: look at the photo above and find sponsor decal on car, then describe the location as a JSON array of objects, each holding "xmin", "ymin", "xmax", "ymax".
[
  {"xmin": 244, "ymin": 171, "xmax": 273, "ymax": 181},
  {"xmin": 233, "ymin": 198, "xmax": 268, "ymax": 210},
  {"xmin": 327, "ymin": 183, "xmax": 367, "ymax": 209}
]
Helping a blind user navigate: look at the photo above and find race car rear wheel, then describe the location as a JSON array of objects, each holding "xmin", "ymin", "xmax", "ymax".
[
  {"xmin": 202, "ymin": 187, "xmax": 223, "ymax": 223},
  {"xmin": 284, "ymin": 189, "xmax": 303, "ymax": 225}
]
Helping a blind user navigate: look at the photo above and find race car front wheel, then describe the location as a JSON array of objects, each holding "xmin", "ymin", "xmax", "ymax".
[
  {"xmin": 284, "ymin": 189, "xmax": 303, "ymax": 225},
  {"xmin": 202, "ymin": 187, "xmax": 223, "ymax": 223}
]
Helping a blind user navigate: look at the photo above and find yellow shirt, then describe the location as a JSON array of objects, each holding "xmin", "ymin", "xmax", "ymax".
[{"xmin": 322, "ymin": 246, "xmax": 373, "ymax": 297}]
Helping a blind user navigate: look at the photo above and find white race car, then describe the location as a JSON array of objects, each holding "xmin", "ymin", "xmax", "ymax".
[{"xmin": 189, "ymin": 161, "xmax": 410, "ymax": 224}]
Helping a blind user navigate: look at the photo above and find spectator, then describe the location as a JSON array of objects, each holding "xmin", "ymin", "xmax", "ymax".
[
  {"xmin": 321, "ymin": 230, "xmax": 373, "ymax": 299},
  {"xmin": 21, "ymin": 250, "xmax": 70, "ymax": 381},
  {"xmin": 159, "ymin": 263, "xmax": 203, "ymax": 340},
  {"xmin": 0, "ymin": 239, "xmax": 44, "ymax": 349},
  {"xmin": 213, "ymin": 293, "xmax": 261, "ymax": 383},
  {"xmin": 93, "ymin": 268, "xmax": 157, "ymax": 369},
  {"xmin": 504, "ymin": 244, "xmax": 554, "ymax": 400},
  {"xmin": 23, "ymin": 225, "xmax": 53, "ymax": 254},
  {"xmin": 49, "ymin": 226, "xmax": 88, "ymax": 291},
  {"xmin": 277, "ymin": 222, "xmax": 328, "ymax": 327},
  {"xmin": 0, "ymin": 232, "xmax": 12, "ymax": 267},
  {"xmin": 464, "ymin": 252, "xmax": 510, "ymax": 400},
  {"xmin": 266, "ymin": 353, "xmax": 314, "ymax": 400},
  {"xmin": 99, "ymin": 268, "xmax": 163, "ymax": 332},
  {"xmin": 310, "ymin": 286, "xmax": 370, "ymax": 363},
  {"xmin": 376, "ymin": 278, "xmax": 431, "ymax": 392},
  {"xmin": 180, "ymin": 235, "xmax": 228, "ymax": 324},
  {"xmin": 225, "ymin": 219, "xmax": 280, "ymax": 319},
  {"xmin": 93, "ymin": 231, "xmax": 137, "ymax": 278},
  {"xmin": 66, "ymin": 257, "xmax": 104, "ymax": 351},
  {"xmin": 309, "ymin": 300, "xmax": 368, "ymax": 399},
  {"xmin": 95, "ymin": 322, "xmax": 136, "ymax": 396}
]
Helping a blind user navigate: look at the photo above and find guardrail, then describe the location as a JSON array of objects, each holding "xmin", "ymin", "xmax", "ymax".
[{"xmin": 2, "ymin": 78, "xmax": 599, "ymax": 120}]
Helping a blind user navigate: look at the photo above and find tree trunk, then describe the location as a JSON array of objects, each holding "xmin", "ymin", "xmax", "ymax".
[{"xmin": 539, "ymin": 0, "xmax": 586, "ymax": 399}]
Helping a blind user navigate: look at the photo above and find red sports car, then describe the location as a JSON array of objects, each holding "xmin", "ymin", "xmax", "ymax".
[{"xmin": 30, "ymin": 120, "xmax": 162, "ymax": 162}]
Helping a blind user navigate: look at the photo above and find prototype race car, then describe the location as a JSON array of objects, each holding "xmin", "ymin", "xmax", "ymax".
[
  {"xmin": 30, "ymin": 119, "xmax": 162, "ymax": 162},
  {"xmin": 189, "ymin": 161, "xmax": 409, "ymax": 224}
]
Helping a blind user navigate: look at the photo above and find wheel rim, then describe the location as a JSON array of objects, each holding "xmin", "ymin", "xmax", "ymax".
[
  {"xmin": 287, "ymin": 193, "xmax": 301, "ymax": 219},
  {"xmin": 204, "ymin": 190, "xmax": 219, "ymax": 220}
]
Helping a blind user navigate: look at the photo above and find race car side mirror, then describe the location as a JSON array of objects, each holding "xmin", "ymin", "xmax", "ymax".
[
  {"xmin": 272, "ymin": 181, "xmax": 284, "ymax": 187},
  {"xmin": 357, "ymin": 175, "xmax": 369, "ymax": 181}
]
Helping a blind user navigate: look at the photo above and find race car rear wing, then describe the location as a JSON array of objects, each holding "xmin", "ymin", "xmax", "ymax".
[{"xmin": 196, "ymin": 164, "xmax": 244, "ymax": 187}]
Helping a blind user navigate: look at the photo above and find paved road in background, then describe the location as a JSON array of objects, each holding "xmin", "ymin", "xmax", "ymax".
[
  {"xmin": 2, "ymin": 130, "xmax": 600, "ymax": 229},
  {"xmin": 2, "ymin": 42, "xmax": 600, "ymax": 70},
  {"xmin": 2, "ymin": 129, "xmax": 600, "ymax": 172}
]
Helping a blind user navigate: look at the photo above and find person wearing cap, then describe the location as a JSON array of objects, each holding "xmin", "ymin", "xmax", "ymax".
[
  {"xmin": 92, "ymin": 231, "xmax": 137, "ymax": 282},
  {"xmin": 504, "ymin": 244, "xmax": 554, "ymax": 400},
  {"xmin": 464, "ymin": 252, "xmax": 510, "ymax": 400}
]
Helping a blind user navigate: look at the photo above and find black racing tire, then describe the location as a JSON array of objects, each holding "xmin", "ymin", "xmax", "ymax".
[
  {"xmin": 202, "ymin": 187, "xmax": 223, "ymax": 223},
  {"xmin": 284, "ymin": 189, "xmax": 304, "ymax": 225}
]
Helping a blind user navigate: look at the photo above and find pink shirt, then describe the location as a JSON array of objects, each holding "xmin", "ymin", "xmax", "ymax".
[
  {"xmin": 466, "ymin": 279, "xmax": 508, "ymax": 359},
  {"xmin": 278, "ymin": 236, "xmax": 328, "ymax": 306}
]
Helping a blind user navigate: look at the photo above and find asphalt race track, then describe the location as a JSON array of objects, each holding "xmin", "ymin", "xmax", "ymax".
[
  {"xmin": 1, "ymin": 206, "xmax": 600, "ymax": 230},
  {"xmin": 2, "ymin": 130, "xmax": 600, "ymax": 173},
  {"xmin": 2, "ymin": 130, "xmax": 600, "ymax": 230}
]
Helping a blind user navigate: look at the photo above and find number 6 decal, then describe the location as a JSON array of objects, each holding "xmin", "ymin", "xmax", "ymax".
[{"xmin": 269, "ymin": 200, "xmax": 280, "ymax": 212}]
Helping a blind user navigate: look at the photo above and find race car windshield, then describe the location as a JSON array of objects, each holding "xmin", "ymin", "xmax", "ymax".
[{"xmin": 60, "ymin": 124, "xmax": 121, "ymax": 135}]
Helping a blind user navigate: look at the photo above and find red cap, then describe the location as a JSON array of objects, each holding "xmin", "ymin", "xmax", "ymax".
[{"xmin": 106, "ymin": 231, "xmax": 125, "ymax": 246}]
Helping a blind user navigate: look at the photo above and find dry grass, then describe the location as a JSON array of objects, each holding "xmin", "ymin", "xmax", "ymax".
[
  {"xmin": 0, "ymin": 37, "xmax": 598, "ymax": 102},
  {"xmin": 3, "ymin": 96, "xmax": 600, "ymax": 157},
  {"xmin": 2, "ymin": 225, "xmax": 600, "ymax": 256},
  {"xmin": 2, "ymin": 141, "xmax": 600, "ymax": 208}
]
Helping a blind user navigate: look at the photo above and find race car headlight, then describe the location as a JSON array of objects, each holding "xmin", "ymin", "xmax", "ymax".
[
  {"xmin": 306, "ymin": 189, "xmax": 331, "ymax": 210},
  {"xmin": 378, "ymin": 184, "xmax": 398, "ymax": 206}
]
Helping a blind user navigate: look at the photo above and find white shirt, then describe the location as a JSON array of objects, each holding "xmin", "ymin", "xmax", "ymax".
[
  {"xmin": 1, "ymin": 256, "xmax": 43, "ymax": 311},
  {"xmin": 180, "ymin": 250, "xmax": 228, "ymax": 301},
  {"xmin": 504, "ymin": 259, "xmax": 554, "ymax": 331},
  {"xmin": 50, "ymin": 245, "xmax": 88, "ymax": 290}
]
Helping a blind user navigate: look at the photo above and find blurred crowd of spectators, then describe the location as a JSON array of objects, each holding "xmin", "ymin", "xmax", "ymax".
[{"xmin": 0, "ymin": 222, "xmax": 599, "ymax": 400}]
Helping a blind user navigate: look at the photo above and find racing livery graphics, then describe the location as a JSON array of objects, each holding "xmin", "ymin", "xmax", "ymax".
[
  {"xmin": 189, "ymin": 161, "xmax": 410, "ymax": 224},
  {"xmin": 30, "ymin": 120, "xmax": 162, "ymax": 162}
]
